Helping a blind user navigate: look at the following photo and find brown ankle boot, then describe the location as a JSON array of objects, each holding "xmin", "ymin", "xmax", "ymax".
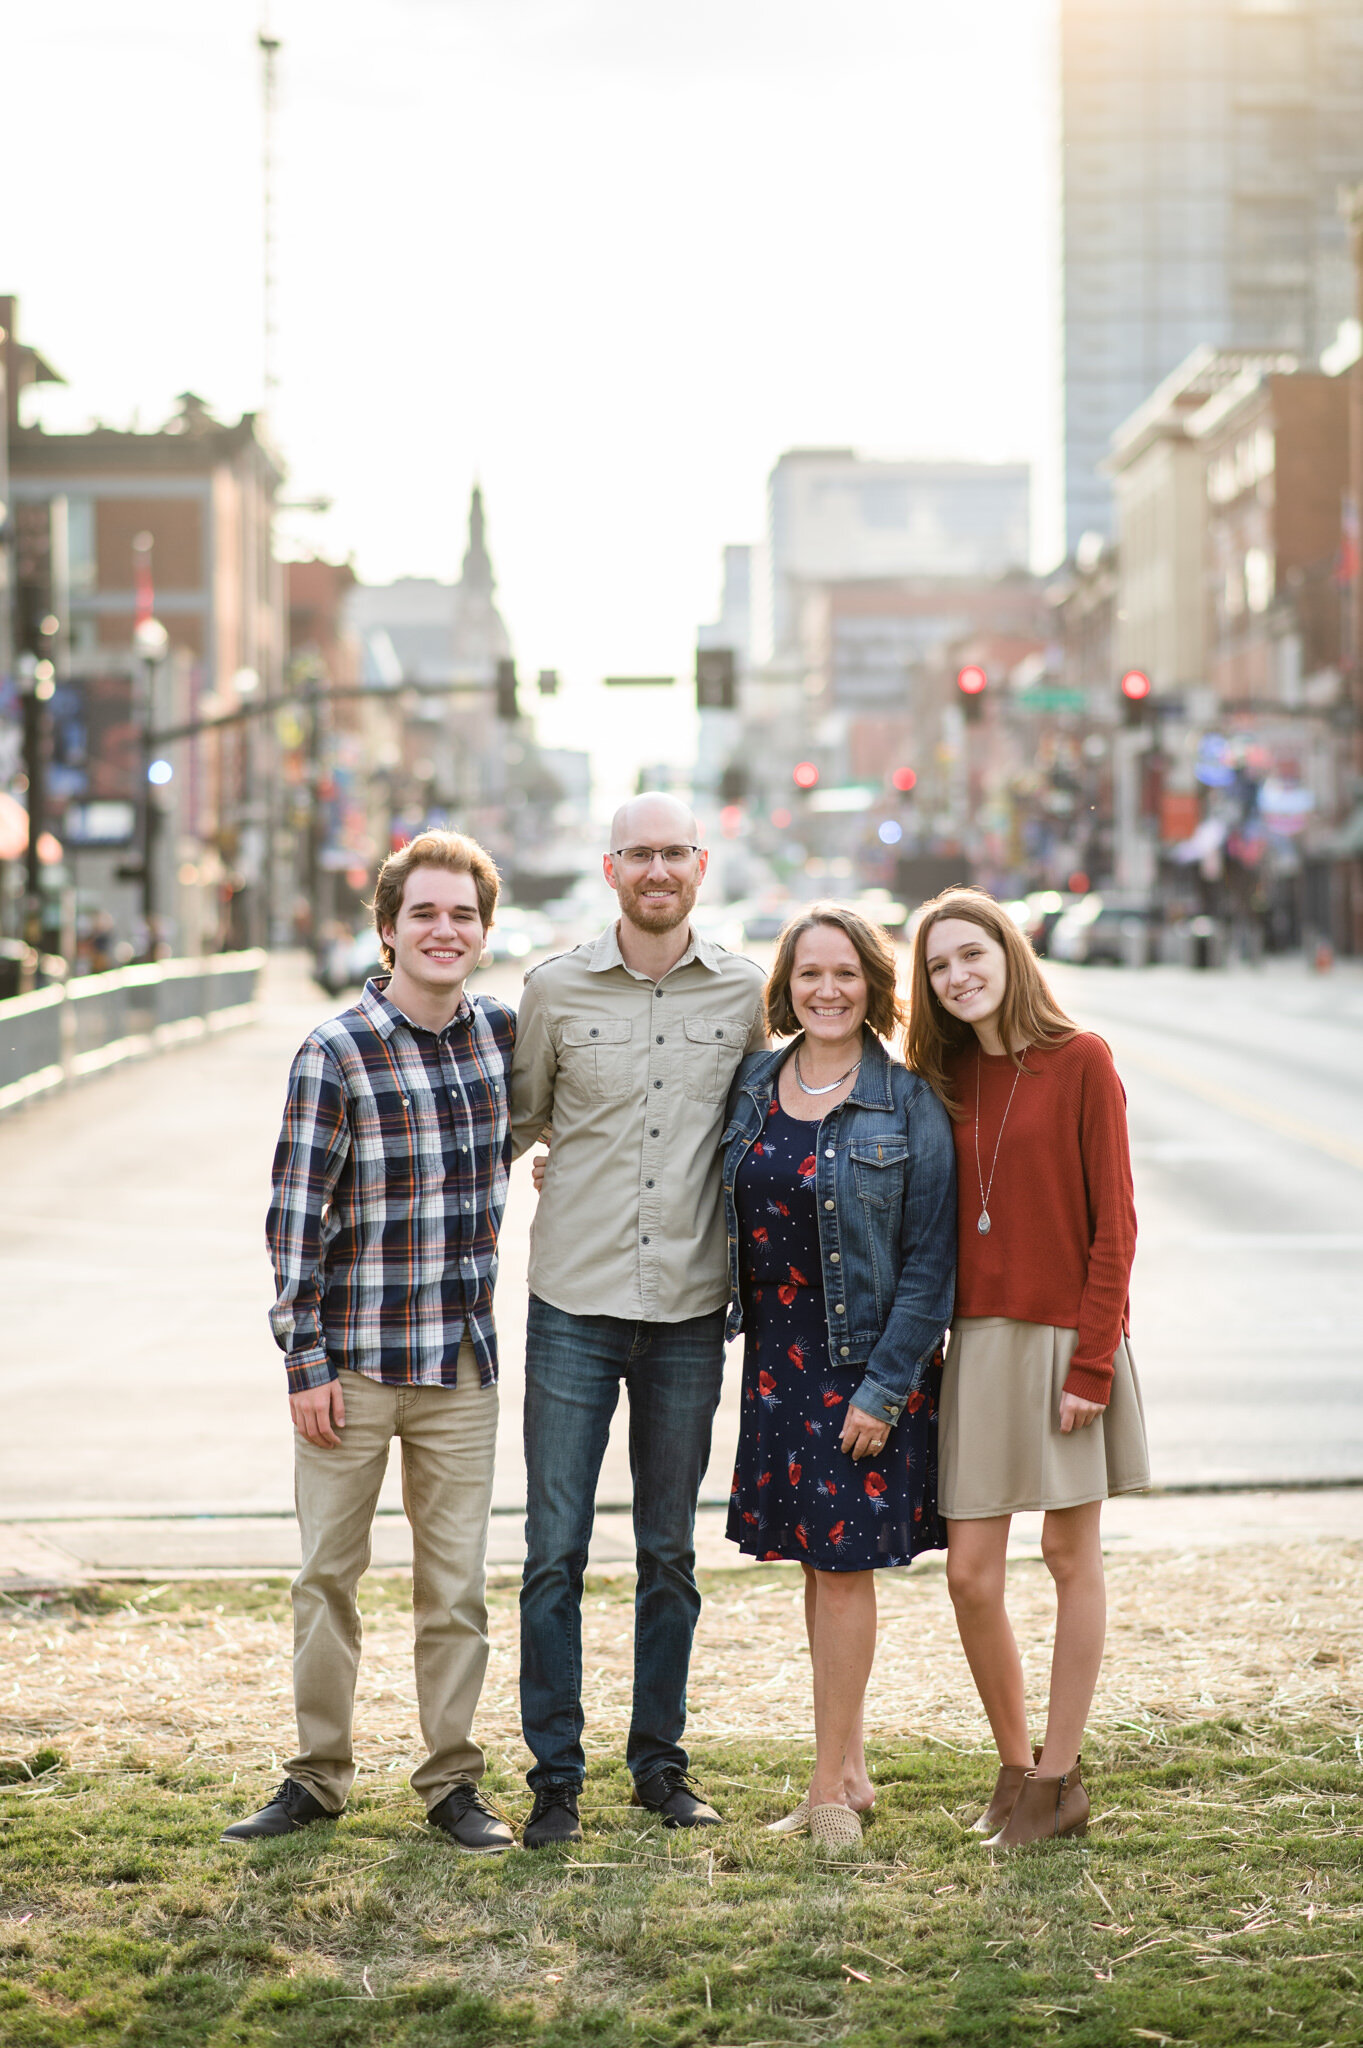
[
  {"xmin": 986, "ymin": 1757, "xmax": 1089, "ymax": 1848},
  {"xmin": 969, "ymin": 1747, "xmax": 1041, "ymax": 1835}
]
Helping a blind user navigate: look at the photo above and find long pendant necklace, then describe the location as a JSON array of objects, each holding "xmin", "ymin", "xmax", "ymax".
[
  {"xmin": 973, "ymin": 1051, "xmax": 1023, "ymax": 1236},
  {"xmin": 794, "ymin": 1048, "xmax": 862, "ymax": 1096}
]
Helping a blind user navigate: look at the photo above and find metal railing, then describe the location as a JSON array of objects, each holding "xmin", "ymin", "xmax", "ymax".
[{"xmin": 0, "ymin": 950, "xmax": 266, "ymax": 1116}]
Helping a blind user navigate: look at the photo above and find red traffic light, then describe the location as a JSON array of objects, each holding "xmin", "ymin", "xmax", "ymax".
[
  {"xmin": 792, "ymin": 761, "xmax": 819, "ymax": 789},
  {"xmin": 891, "ymin": 766, "xmax": 917, "ymax": 792},
  {"xmin": 1120, "ymin": 670, "xmax": 1151, "ymax": 702},
  {"xmin": 956, "ymin": 665, "xmax": 987, "ymax": 697}
]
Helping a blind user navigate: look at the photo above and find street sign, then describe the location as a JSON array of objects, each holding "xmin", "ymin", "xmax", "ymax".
[
  {"xmin": 1014, "ymin": 688, "xmax": 1088, "ymax": 712},
  {"xmin": 696, "ymin": 647, "xmax": 736, "ymax": 709},
  {"xmin": 65, "ymin": 799, "xmax": 138, "ymax": 848}
]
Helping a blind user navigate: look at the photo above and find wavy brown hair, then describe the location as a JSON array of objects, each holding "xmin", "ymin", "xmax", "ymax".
[
  {"xmin": 765, "ymin": 901, "xmax": 907, "ymax": 1041},
  {"xmin": 904, "ymin": 887, "xmax": 1077, "ymax": 1116}
]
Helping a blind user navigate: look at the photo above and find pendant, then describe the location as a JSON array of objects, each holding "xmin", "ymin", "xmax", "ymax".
[{"xmin": 977, "ymin": 1211, "xmax": 991, "ymax": 1236}]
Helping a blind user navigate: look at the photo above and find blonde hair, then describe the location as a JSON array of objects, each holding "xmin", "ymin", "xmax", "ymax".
[
  {"xmin": 371, "ymin": 830, "xmax": 500, "ymax": 969},
  {"xmin": 765, "ymin": 902, "xmax": 907, "ymax": 1041},
  {"xmin": 904, "ymin": 887, "xmax": 1077, "ymax": 1116}
]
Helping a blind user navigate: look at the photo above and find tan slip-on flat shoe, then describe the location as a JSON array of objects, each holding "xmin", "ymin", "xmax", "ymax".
[
  {"xmin": 766, "ymin": 1797, "xmax": 810, "ymax": 1834},
  {"xmin": 809, "ymin": 1802, "xmax": 863, "ymax": 1854},
  {"xmin": 969, "ymin": 1747, "xmax": 1042, "ymax": 1835},
  {"xmin": 986, "ymin": 1758, "xmax": 1089, "ymax": 1849}
]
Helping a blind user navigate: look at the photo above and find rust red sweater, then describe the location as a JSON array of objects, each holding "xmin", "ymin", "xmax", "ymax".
[{"xmin": 948, "ymin": 1033, "xmax": 1136, "ymax": 1404}]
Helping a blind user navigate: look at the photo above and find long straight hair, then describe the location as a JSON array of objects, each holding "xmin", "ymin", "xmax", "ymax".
[{"xmin": 904, "ymin": 888, "xmax": 1079, "ymax": 1117}]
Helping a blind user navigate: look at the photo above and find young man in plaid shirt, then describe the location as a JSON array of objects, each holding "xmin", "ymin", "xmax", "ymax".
[{"xmin": 224, "ymin": 831, "xmax": 516, "ymax": 1853}]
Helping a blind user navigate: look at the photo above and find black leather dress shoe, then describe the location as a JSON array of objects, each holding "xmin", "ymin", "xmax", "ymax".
[
  {"xmin": 427, "ymin": 1783, "xmax": 515, "ymax": 1853},
  {"xmin": 523, "ymin": 1780, "xmax": 582, "ymax": 1848},
  {"xmin": 221, "ymin": 1779, "xmax": 336, "ymax": 1842},
  {"xmin": 631, "ymin": 1766, "xmax": 722, "ymax": 1829}
]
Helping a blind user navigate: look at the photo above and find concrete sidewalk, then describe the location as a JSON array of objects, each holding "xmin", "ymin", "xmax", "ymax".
[{"xmin": 3, "ymin": 1484, "xmax": 1360, "ymax": 1591}]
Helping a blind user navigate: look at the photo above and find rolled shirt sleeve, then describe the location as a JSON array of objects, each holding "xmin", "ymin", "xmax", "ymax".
[{"xmin": 508, "ymin": 971, "xmax": 557, "ymax": 1162}]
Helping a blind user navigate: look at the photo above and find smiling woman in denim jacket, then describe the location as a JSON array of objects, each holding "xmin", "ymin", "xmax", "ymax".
[{"xmin": 720, "ymin": 904, "xmax": 956, "ymax": 1853}]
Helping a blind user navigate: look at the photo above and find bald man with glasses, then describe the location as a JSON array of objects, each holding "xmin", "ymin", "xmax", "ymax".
[{"xmin": 509, "ymin": 793, "xmax": 766, "ymax": 1845}]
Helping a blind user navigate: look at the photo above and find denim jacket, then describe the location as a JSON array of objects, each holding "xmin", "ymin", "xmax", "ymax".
[{"xmin": 720, "ymin": 1033, "xmax": 957, "ymax": 1431}]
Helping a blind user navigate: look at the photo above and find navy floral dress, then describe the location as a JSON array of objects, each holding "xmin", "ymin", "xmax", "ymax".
[{"xmin": 726, "ymin": 1098, "xmax": 944, "ymax": 1571}]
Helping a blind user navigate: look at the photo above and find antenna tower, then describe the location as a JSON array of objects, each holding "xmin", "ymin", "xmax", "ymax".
[{"xmin": 258, "ymin": 22, "xmax": 281, "ymax": 411}]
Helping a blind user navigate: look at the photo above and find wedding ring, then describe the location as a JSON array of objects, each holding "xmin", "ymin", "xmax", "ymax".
[{"xmin": 871, "ymin": 1439, "xmax": 884, "ymax": 1451}]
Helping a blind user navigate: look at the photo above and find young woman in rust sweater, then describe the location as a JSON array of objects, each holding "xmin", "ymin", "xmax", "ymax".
[{"xmin": 905, "ymin": 887, "xmax": 1148, "ymax": 1847}]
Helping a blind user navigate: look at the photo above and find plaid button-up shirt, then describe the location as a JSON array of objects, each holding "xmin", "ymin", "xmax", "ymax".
[{"xmin": 267, "ymin": 976, "xmax": 516, "ymax": 1394}]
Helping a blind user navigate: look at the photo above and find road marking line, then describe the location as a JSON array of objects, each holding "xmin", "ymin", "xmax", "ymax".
[{"xmin": 1111, "ymin": 1040, "xmax": 1363, "ymax": 1173}]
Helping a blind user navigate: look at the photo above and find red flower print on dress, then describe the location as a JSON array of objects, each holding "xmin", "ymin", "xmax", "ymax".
[
  {"xmin": 788, "ymin": 1265, "xmax": 809, "ymax": 1287},
  {"xmin": 798, "ymin": 1154, "xmax": 817, "ymax": 1186},
  {"xmin": 820, "ymin": 1383, "xmax": 845, "ymax": 1408},
  {"xmin": 905, "ymin": 1388, "xmax": 925, "ymax": 1415},
  {"xmin": 818, "ymin": 1478, "xmax": 838, "ymax": 1498},
  {"xmin": 863, "ymin": 1470, "xmax": 888, "ymax": 1514},
  {"xmin": 828, "ymin": 1520, "xmax": 847, "ymax": 1549},
  {"xmin": 756, "ymin": 1470, "xmax": 772, "ymax": 1488},
  {"xmin": 751, "ymin": 1225, "xmax": 769, "ymax": 1245},
  {"xmin": 777, "ymin": 1284, "xmax": 797, "ymax": 1306},
  {"xmin": 730, "ymin": 1468, "xmax": 740, "ymax": 1497},
  {"xmin": 757, "ymin": 1369, "xmax": 781, "ymax": 1410},
  {"xmin": 742, "ymin": 1510, "xmax": 759, "ymax": 1525},
  {"xmin": 752, "ymin": 1141, "xmax": 765, "ymax": 1157},
  {"xmin": 762, "ymin": 1550, "xmax": 783, "ymax": 1561},
  {"xmin": 804, "ymin": 1418, "xmax": 823, "ymax": 1437},
  {"xmin": 787, "ymin": 1341, "xmax": 806, "ymax": 1371},
  {"xmin": 766, "ymin": 1200, "xmax": 790, "ymax": 1218},
  {"xmin": 787, "ymin": 1459, "xmax": 802, "ymax": 1486},
  {"xmin": 913, "ymin": 1504, "xmax": 923, "ymax": 1522},
  {"xmin": 795, "ymin": 1522, "xmax": 809, "ymax": 1550}
]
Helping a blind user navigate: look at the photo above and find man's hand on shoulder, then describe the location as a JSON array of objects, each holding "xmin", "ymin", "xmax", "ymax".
[{"xmin": 290, "ymin": 1378, "xmax": 346, "ymax": 1447}]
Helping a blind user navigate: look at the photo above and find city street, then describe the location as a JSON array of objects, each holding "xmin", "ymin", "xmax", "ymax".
[{"xmin": 1, "ymin": 944, "xmax": 1361, "ymax": 1574}]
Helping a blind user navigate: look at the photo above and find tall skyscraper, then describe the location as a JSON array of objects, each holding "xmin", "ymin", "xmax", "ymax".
[{"xmin": 1061, "ymin": 0, "xmax": 1363, "ymax": 551}]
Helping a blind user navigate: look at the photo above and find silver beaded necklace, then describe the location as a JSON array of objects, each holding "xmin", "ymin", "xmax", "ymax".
[{"xmin": 973, "ymin": 1050, "xmax": 1023, "ymax": 1236}]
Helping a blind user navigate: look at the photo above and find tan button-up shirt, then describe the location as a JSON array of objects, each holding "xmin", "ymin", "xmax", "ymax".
[{"xmin": 510, "ymin": 920, "xmax": 768, "ymax": 1322}]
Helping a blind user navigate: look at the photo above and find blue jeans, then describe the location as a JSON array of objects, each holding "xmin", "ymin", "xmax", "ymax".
[{"xmin": 519, "ymin": 1294, "xmax": 726, "ymax": 1790}]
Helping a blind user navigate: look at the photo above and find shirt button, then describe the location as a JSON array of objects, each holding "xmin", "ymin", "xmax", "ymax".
[
  {"xmin": 714, "ymin": 1029, "xmax": 723, "ymax": 1039},
  {"xmin": 656, "ymin": 1035, "xmax": 664, "ymax": 1044},
  {"xmin": 646, "ymin": 1179, "xmax": 655, "ymax": 1188},
  {"xmin": 655, "ymin": 988, "xmax": 664, "ymax": 997},
  {"xmin": 830, "ymin": 1251, "xmax": 840, "ymax": 1263},
  {"xmin": 835, "ymin": 1304, "xmax": 845, "ymax": 1315},
  {"xmin": 642, "ymin": 1235, "xmax": 651, "ymax": 1245},
  {"xmin": 650, "ymin": 1127, "xmax": 660, "ymax": 1137},
  {"xmin": 824, "ymin": 1199, "xmax": 834, "ymax": 1210},
  {"xmin": 590, "ymin": 1027, "xmax": 599, "ymax": 1037},
  {"xmin": 825, "ymin": 1147, "xmax": 835, "ymax": 1158},
  {"xmin": 654, "ymin": 1080, "xmax": 662, "ymax": 1090},
  {"xmin": 840, "ymin": 1346, "xmax": 850, "ymax": 1358}
]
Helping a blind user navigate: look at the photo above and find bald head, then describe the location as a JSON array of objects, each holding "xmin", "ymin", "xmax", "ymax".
[{"xmin": 608, "ymin": 792, "xmax": 700, "ymax": 853}]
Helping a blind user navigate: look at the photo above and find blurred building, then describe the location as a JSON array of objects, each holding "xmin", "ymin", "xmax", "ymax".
[
  {"xmin": 2, "ymin": 297, "xmax": 284, "ymax": 957},
  {"xmin": 762, "ymin": 449, "xmax": 1031, "ymax": 659},
  {"xmin": 1061, "ymin": 0, "xmax": 1363, "ymax": 550}
]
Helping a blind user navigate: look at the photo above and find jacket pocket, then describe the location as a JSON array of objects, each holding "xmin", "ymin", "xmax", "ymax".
[
  {"xmin": 561, "ymin": 1016, "xmax": 633, "ymax": 1098},
  {"xmin": 683, "ymin": 1016, "xmax": 749, "ymax": 1103},
  {"xmin": 849, "ymin": 1137, "xmax": 908, "ymax": 1207}
]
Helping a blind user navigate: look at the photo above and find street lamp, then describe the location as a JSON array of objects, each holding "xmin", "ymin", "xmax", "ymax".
[
  {"xmin": 15, "ymin": 651, "xmax": 56, "ymax": 950},
  {"xmin": 133, "ymin": 615, "xmax": 170, "ymax": 957}
]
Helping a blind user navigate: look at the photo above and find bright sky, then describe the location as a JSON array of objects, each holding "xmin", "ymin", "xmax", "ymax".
[{"xmin": 6, "ymin": 0, "xmax": 1056, "ymax": 788}]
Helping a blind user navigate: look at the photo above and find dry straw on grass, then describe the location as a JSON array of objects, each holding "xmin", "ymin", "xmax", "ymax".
[{"xmin": 3, "ymin": 1543, "xmax": 1359, "ymax": 1779}]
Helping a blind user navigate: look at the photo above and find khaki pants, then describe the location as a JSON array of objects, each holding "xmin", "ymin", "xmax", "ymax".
[{"xmin": 288, "ymin": 1352, "xmax": 498, "ymax": 1812}]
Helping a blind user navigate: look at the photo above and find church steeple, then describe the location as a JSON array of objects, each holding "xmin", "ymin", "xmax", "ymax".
[
  {"xmin": 460, "ymin": 483, "xmax": 494, "ymax": 600},
  {"xmin": 451, "ymin": 481, "xmax": 511, "ymax": 679}
]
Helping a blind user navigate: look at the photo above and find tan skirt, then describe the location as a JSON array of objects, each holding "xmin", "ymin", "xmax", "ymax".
[{"xmin": 939, "ymin": 1317, "xmax": 1150, "ymax": 1519}]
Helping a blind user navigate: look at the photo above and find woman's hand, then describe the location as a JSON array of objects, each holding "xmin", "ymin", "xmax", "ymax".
[
  {"xmin": 1059, "ymin": 1391, "xmax": 1104, "ymax": 1434},
  {"xmin": 840, "ymin": 1403, "xmax": 892, "ymax": 1462}
]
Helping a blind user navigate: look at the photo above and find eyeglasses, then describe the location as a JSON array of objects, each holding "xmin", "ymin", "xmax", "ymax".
[{"xmin": 611, "ymin": 844, "xmax": 701, "ymax": 868}]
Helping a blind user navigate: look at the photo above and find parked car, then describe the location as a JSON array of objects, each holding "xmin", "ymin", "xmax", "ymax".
[
  {"xmin": 315, "ymin": 924, "xmax": 385, "ymax": 996},
  {"xmin": 1049, "ymin": 894, "xmax": 1154, "ymax": 967},
  {"xmin": 482, "ymin": 904, "xmax": 555, "ymax": 964}
]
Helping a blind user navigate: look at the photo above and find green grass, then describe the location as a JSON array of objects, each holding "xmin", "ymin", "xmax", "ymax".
[{"xmin": 3, "ymin": 1715, "xmax": 1361, "ymax": 2047}]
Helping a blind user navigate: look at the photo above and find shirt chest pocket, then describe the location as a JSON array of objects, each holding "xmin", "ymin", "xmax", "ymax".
[
  {"xmin": 362, "ymin": 1085, "xmax": 422, "ymax": 1182},
  {"xmin": 560, "ymin": 1017, "xmax": 633, "ymax": 1099},
  {"xmin": 849, "ymin": 1137, "xmax": 909, "ymax": 1208},
  {"xmin": 683, "ymin": 1016, "xmax": 748, "ymax": 1103}
]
